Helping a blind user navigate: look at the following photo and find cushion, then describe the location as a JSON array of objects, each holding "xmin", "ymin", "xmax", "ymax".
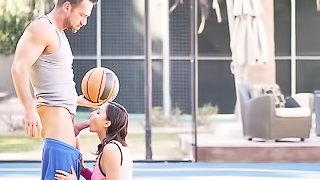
[
  {"xmin": 285, "ymin": 96, "xmax": 301, "ymax": 108},
  {"xmin": 275, "ymin": 107, "xmax": 311, "ymax": 117},
  {"xmin": 250, "ymin": 84, "xmax": 264, "ymax": 98},
  {"xmin": 241, "ymin": 83, "xmax": 251, "ymax": 100},
  {"xmin": 250, "ymin": 84, "xmax": 286, "ymax": 108},
  {"xmin": 261, "ymin": 84, "xmax": 286, "ymax": 108}
]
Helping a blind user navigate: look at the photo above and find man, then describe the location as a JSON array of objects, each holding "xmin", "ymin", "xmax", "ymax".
[{"xmin": 11, "ymin": 0, "xmax": 99, "ymax": 179}]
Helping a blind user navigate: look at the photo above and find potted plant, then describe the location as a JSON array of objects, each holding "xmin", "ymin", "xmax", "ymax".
[{"xmin": 197, "ymin": 103, "xmax": 218, "ymax": 127}]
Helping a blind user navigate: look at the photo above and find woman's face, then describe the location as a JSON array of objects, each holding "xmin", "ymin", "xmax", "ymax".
[{"xmin": 89, "ymin": 103, "xmax": 109, "ymax": 132}]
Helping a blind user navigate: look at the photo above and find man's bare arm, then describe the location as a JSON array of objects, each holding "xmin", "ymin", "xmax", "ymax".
[
  {"xmin": 11, "ymin": 20, "xmax": 53, "ymax": 137},
  {"xmin": 12, "ymin": 24, "xmax": 47, "ymax": 109}
]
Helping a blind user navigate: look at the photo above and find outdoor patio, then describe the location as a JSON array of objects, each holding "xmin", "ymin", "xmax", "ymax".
[{"xmin": 179, "ymin": 121, "xmax": 320, "ymax": 162}]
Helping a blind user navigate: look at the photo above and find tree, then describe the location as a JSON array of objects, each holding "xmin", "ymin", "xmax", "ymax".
[{"xmin": 0, "ymin": 0, "xmax": 44, "ymax": 54}]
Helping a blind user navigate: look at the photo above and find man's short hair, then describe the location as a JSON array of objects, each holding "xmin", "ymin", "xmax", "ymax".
[{"xmin": 57, "ymin": 0, "xmax": 98, "ymax": 7}]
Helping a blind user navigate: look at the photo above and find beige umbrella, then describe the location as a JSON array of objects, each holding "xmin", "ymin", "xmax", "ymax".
[
  {"xmin": 229, "ymin": 0, "xmax": 268, "ymax": 74},
  {"xmin": 227, "ymin": 0, "xmax": 269, "ymax": 119}
]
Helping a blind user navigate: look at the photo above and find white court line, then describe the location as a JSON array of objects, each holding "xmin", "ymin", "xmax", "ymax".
[
  {"xmin": 134, "ymin": 176, "xmax": 320, "ymax": 180},
  {"xmin": 134, "ymin": 167, "xmax": 320, "ymax": 176},
  {"xmin": 0, "ymin": 175, "xmax": 319, "ymax": 180},
  {"xmin": 0, "ymin": 167, "xmax": 319, "ymax": 175},
  {"xmin": 0, "ymin": 168, "xmax": 40, "ymax": 172},
  {"xmin": 0, "ymin": 169, "xmax": 320, "ymax": 180}
]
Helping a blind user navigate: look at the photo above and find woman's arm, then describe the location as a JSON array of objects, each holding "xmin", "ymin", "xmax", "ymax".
[
  {"xmin": 54, "ymin": 166, "xmax": 93, "ymax": 180},
  {"xmin": 81, "ymin": 167, "xmax": 93, "ymax": 180},
  {"xmin": 54, "ymin": 156, "xmax": 93, "ymax": 180},
  {"xmin": 100, "ymin": 143, "xmax": 123, "ymax": 180}
]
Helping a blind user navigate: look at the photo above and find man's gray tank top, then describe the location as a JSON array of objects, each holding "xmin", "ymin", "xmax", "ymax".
[{"xmin": 29, "ymin": 16, "xmax": 78, "ymax": 114}]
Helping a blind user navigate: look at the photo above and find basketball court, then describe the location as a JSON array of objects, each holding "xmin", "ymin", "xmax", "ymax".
[
  {"xmin": 0, "ymin": 162, "xmax": 320, "ymax": 180},
  {"xmin": 1, "ymin": 1, "xmax": 320, "ymax": 180}
]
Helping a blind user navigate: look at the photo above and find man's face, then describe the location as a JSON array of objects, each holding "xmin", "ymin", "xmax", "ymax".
[{"xmin": 65, "ymin": 0, "xmax": 94, "ymax": 33}]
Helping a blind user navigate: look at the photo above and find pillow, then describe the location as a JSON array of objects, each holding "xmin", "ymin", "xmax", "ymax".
[
  {"xmin": 250, "ymin": 84, "xmax": 286, "ymax": 108},
  {"xmin": 261, "ymin": 84, "xmax": 286, "ymax": 108},
  {"xmin": 250, "ymin": 84, "xmax": 264, "ymax": 98},
  {"xmin": 285, "ymin": 96, "xmax": 301, "ymax": 108}
]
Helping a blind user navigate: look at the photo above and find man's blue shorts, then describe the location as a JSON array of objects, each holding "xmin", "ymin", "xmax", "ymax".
[{"xmin": 41, "ymin": 138, "xmax": 81, "ymax": 180}]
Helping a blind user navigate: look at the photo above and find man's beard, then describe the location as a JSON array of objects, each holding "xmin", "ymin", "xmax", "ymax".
[
  {"xmin": 67, "ymin": 25, "xmax": 79, "ymax": 33},
  {"xmin": 68, "ymin": 27, "xmax": 78, "ymax": 33},
  {"xmin": 65, "ymin": 19, "xmax": 79, "ymax": 33}
]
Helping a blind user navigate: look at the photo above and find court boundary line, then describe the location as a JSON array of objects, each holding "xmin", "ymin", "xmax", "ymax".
[{"xmin": 1, "ymin": 167, "xmax": 320, "ymax": 174}]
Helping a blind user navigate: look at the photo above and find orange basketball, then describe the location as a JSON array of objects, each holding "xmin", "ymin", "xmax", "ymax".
[{"xmin": 81, "ymin": 67, "xmax": 120, "ymax": 103}]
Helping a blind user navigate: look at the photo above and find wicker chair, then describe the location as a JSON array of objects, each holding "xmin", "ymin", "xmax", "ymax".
[{"xmin": 239, "ymin": 83, "xmax": 313, "ymax": 141}]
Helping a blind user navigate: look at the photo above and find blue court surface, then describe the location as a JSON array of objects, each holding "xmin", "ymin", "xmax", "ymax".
[{"xmin": 1, "ymin": 162, "xmax": 320, "ymax": 179}]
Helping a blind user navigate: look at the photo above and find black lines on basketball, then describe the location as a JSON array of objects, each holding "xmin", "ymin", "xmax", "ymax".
[
  {"xmin": 97, "ymin": 68, "xmax": 105, "ymax": 103},
  {"xmin": 86, "ymin": 69, "xmax": 94, "ymax": 102},
  {"xmin": 101, "ymin": 73, "xmax": 114, "ymax": 100}
]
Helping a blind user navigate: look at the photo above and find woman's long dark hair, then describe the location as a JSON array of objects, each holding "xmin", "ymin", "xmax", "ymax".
[{"xmin": 96, "ymin": 102, "xmax": 128, "ymax": 156}]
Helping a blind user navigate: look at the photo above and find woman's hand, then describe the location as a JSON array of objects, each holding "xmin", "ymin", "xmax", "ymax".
[
  {"xmin": 77, "ymin": 95, "xmax": 103, "ymax": 108},
  {"xmin": 55, "ymin": 166, "xmax": 77, "ymax": 180}
]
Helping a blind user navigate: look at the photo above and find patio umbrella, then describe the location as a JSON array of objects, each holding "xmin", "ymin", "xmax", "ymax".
[
  {"xmin": 226, "ymin": 0, "xmax": 269, "ymax": 119},
  {"xmin": 229, "ymin": 0, "xmax": 268, "ymax": 75}
]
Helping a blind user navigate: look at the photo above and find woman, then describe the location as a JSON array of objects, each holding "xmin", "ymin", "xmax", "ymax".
[{"xmin": 55, "ymin": 102, "xmax": 133, "ymax": 180}]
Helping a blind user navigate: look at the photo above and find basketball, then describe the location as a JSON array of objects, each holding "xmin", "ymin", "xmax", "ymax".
[{"xmin": 81, "ymin": 67, "xmax": 120, "ymax": 103}]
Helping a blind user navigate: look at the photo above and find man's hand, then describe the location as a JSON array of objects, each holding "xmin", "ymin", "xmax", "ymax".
[
  {"xmin": 77, "ymin": 95, "xmax": 103, "ymax": 108},
  {"xmin": 24, "ymin": 108, "xmax": 42, "ymax": 138}
]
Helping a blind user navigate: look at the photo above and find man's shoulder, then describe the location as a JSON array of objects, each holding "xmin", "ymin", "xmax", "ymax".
[{"xmin": 26, "ymin": 17, "xmax": 56, "ymax": 37}]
